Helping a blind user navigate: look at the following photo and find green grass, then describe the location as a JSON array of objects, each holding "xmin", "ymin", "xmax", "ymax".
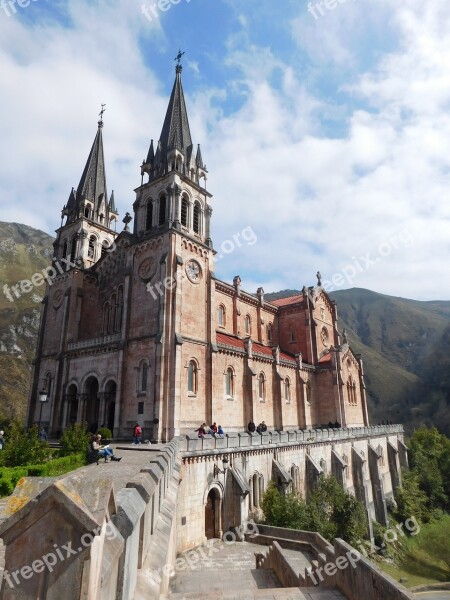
[{"xmin": 377, "ymin": 514, "xmax": 450, "ymax": 588}]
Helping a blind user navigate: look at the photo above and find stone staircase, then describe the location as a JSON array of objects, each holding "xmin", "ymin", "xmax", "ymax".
[{"xmin": 169, "ymin": 586, "xmax": 347, "ymax": 599}]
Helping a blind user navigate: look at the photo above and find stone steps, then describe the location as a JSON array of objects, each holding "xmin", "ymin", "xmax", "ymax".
[{"xmin": 168, "ymin": 586, "xmax": 347, "ymax": 599}]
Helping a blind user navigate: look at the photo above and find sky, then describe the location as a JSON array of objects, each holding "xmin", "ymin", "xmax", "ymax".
[{"xmin": 0, "ymin": 0, "xmax": 449, "ymax": 300}]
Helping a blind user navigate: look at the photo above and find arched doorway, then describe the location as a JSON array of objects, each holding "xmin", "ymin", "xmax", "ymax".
[
  {"xmin": 205, "ymin": 488, "xmax": 222, "ymax": 540},
  {"xmin": 104, "ymin": 380, "xmax": 117, "ymax": 433},
  {"xmin": 84, "ymin": 376, "xmax": 99, "ymax": 433},
  {"xmin": 66, "ymin": 384, "xmax": 78, "ymax": 425}
]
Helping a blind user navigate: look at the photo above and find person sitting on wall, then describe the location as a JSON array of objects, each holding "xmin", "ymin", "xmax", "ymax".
[
  {"xmin": 217, "ymin": 425, "xmax": 224, "ymax": 436},
  {"xmin": 334, "ymin": 420, "xmax": 340, "ymax": 428},
  {"xmin": 196, "ymin": 423, "xmax": 207, "ymax": 438},
  {"xmin": 260, "ymin": 421, "xmax": 267, "ymax": 433},
  {"xmin": 210, "ymin": 422, "xmax": 218, "ymax": 436},
  {"xmin": 247, "ymin": 420, "xmax": 256, "ymax": 433},
  {"xmin": 92, "ymin": 434, "xmax": 122, "ymax": 462}
]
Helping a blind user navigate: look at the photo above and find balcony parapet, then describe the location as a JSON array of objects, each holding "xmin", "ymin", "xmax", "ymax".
[
  {"xmin": 181, "ymin": 424, "xmax": 404, "ymax": 454},
  {"xmin": 67, "ymin": 333, "xmax": 121, "ymax": 351}
]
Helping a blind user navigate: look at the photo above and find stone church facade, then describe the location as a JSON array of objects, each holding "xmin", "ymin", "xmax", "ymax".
[{"xmin": 28, "ymin": 64, "xmax": 369, "ymax": 442}]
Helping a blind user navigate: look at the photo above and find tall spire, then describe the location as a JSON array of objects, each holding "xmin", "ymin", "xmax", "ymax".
[
  {"xmin": 61, "ymin": 109, "xmax": 115, "ymax": 227},
  {"xmin": 76, "ymin": 119, "xmax": 108, "ymax": 213},
  {"xmin": 158, "ymin": 63, "xmax": 193, "ymax": 158}
]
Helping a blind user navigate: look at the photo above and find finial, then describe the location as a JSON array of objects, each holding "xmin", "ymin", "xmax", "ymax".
[
  {"xmin": 123, "ymin": 212, "xmax": 132, "ymax": 232},
  {"xmin": 174, "ymin": 49, "xmax": 185, "ymax": 73},
  {"xmin": 342, "ymin": 329, "xmax": 348, "ymax": 344},
  {"xmin": 316, "ymin": 271, "xmax": 322, "ymax": 286},
  {"xmin": 98, "ymin": 103, "xmax": 106, "ymax": 128}
]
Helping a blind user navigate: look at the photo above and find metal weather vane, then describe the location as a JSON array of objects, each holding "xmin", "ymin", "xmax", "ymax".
[{"xmin": 99, "ymin": 104, "xmax": 106, "ymax": 120}]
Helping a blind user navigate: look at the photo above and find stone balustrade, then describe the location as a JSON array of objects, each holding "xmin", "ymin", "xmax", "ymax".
[
  {"xmin": 182, "ymin": 424, "xmax": 404, "ymax": 453},
  {"xmin": 0, "ymin": 440, "xmax": 181, "ymax": 600},
  {"xmin": 67, "ymin": 333, "xmax": 122, "ymax": 351}
]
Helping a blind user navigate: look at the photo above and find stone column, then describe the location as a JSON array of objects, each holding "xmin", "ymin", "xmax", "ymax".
[
  {"xmin": 172, "ymin": 184, "xmax": 181, "ymax": 229},
  {"xmin": 205, "ymin": 205, "xmax": 213, "ymax": 247}
]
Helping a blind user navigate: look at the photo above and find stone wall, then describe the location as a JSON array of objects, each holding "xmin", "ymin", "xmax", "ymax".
[
  {"xmin": 0, "ymin": 440, "xmax": 180, "ymax": 600},
  {"xmin": 177, "ymin": 425, "xmax": 404, "ymax": 551}
]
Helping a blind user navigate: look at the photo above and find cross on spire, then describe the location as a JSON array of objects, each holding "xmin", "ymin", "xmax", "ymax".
[
  {"xmin": 98, "ymin": 104, "xmax": 106, "ymax": 128},
  {"xmin": 174, "ymin": 49, "xmax": 185, "ymax": 65}
]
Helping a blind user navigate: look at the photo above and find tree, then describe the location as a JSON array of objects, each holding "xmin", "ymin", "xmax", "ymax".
[
  {"xmin": 59, "ymin": 423, "xmax": 91, "ymax": 457},
  {"xmin": 261, "ymin": 475, "xmax": 367, "ymax": 546}
]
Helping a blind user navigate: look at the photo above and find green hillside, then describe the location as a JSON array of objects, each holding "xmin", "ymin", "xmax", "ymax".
[
  {"xmin": 0, "ymin": 222, "xmax": 55, "ymax": 422},
  {"xmin": 267, "ymin": 288, "xmax": 450, "ymax": 433}
]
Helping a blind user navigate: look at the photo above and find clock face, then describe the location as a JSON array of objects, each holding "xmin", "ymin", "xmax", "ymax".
[
  {"xmin": 186, "ymin": 259, "xmax": 202, "ymax": 283},
  {"xmin": 138, "ymin": 257, "xmax": 157, "ymax": 282},
  {"xmin": 53, "ymin": 289, "xmax": 64, "ymax": 309},
  {"xmin": 320, "ymin": 327, "xmax": 329, "ymax": 347}
]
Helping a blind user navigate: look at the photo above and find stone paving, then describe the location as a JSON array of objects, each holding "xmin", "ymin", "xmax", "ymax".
[{"xmin": 168, "ymin": 540, "xmax": 349, "ymax": 600}]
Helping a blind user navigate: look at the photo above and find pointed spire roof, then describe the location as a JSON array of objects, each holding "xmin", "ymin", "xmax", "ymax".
[
  {"xmin": 196, "ymin": 144, "xmax": 204, "ymax": 168},
  {"xmin": 76, "ymin": 120, "xmax": 108, "ymax": 212},
  {"xmin": 108, "ymin": 190, "xmax": 118, "ymax": 214},
  {"xmin": 159, "ymin": 65, "xmax": 193, "ymax": 156},
  {"xmin": 146, "ymin": 139, "xmax": 155, "ymax": 164}
]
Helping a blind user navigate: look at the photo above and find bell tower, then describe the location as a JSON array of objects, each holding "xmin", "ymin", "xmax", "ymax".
[
  {"xmin": 53, "ymin": 110, "xmax": 119, "ymax": 270},
  {"xmin": 133, "ymin": 59, "xmax": 213, "ymax": 249}
]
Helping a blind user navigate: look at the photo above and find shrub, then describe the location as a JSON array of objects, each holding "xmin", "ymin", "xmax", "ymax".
[
  {"xmin": 261, "ymin": 475, "xmax": 367, "ymax": 547},
  {"xmin": 59, "ymin": 423, "xmax": 91, "ymax": 457},
  {"xmin": 0, "ymin": 422, "xmax": 48, "ymax": 467},
  {"xmin": 395, "ymin": 469, "xmax": 428, "ymax": 523},
  {"xmin": 97, "ymin": 427, "xmax": 112, "ymax": 441}
]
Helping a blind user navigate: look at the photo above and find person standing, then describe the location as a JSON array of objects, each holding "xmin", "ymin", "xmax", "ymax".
[
  {"xmin": 133, "ymin": 423, "xmax": 142, "ymax": 445},
  {"xmin": 38, "ymin": 427, "xmax": 48, "ymax": 442},
  {"xmin": 0, "ymin": 430, "xmax": 4, "ymax": 450}
]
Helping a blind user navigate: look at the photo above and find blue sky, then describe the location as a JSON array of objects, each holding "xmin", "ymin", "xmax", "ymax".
[{"xmin": 1, "ymin": 0, "xmax": 450, "ymax": 300}]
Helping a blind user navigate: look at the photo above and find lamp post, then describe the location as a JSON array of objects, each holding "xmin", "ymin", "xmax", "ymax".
[
  {"xmin": 213, "ymin": 455, "xmax": 229, "ymax": 478},
  {"xmin": 38, "ymin": 390, "xmax": 48, "ymax": 436}
]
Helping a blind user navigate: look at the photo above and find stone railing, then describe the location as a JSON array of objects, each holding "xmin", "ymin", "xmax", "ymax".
[
  {"xmin": 181, "ymin": 424, "xmax": 404, "ymax": 453},
  {"xmin": 0, "ymin": 440, "xmax": 181, "ymax": 600},
  {"xmin": 67, "ymin": 333, "xmax": 122, "ymax": 351},
  {"xmin": 252, "ymin": 526, "xmax": 415, "ymax": 600}
]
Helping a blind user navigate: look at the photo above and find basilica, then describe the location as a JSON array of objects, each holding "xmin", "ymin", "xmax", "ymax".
[{"xmin": 28, "ymin": 63, "xmax": 369, "ymax": 442}]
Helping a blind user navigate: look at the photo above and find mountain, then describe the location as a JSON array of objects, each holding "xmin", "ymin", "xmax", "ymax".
[
  {"xmin": 0, "ymin": 222, "xmax": 54, "ymax": 421},
  {"xmin": 266, "ymin": 288, "xmax": 450, "ymax": 434}
]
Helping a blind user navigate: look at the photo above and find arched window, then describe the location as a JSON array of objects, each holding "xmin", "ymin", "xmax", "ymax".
[
  {"xmin": 110, "ymin": 293, "xmax": 116, "ymax": 333},
  {"xmin": 188, "ymin": 360, "xmax": 198, "ymax": 394},
  {"xmin": 84, "ymin": 205, "xmax": 90, "ymax": 219},
  {"xmin": 103, "ymin": 302, "xmax": 109, "ymax": 334},
  {"xmin": 193, "ymin": 202, "xmax": 200, "ymax": 234},
  {"xmin": 146, "ymin": 200, "xmax": 153, "ymax": 230},
  {"xmin": 70, "ymin": 236, "xmax": 77, "ymax": 263},
  {"xmin": 116, "ymin": 286, "xmax": 124, "ymax": 331},
  {"xmin": 290, "ymin": 330, "xmax": 296, "ymax": 342},
  {"xmin": 141, "ymin": 362, "xmax": 148, "ymax": 392},
  {"xmin": 245, "ymin": 315, "xmax": 251, "ymax": 335},
  {"xmin": 258, "ymin": 373, "xmax": 265, "ymax": 401},
  {"xmin": 62, "ymin": 240, "xmax": 68, "ymax": 261},
  {"xmin": 88, "ymin": 235, "xmax": 96, "ymax": 260},
  {"xmin": 225, "ymin": 367, "xmax": 234, "ymax": 397},
  {"xmin": 284, "ymin": 378, "xmax": 291, "ymax": 403},
  {"xmin": 218, "ymin": 305, "xmax": 225, "ymax": 327},
  {"xmin": 267, "ymin": 323, "xmax": 272, "ymax": 342},
  {"xmin": 181, "ymin": 197, "xmax": 189, "ymax": 227},
  {"xmin": 100, "ymin": 213, "xmax": 104, "ymax": 224},
  {"xmin": 159, "ymin": 195, "xmax": 166, "ymax": 226},
  {"xmin": 306, "ymin": 381, "xmax": 312, "ymax": 405}
]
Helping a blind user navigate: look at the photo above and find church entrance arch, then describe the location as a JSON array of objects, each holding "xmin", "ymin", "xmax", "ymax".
[
  {"xmin": 104, "ymin": 380, "xmax": 117, "ymax": 433},
  {"xmin": 205, "ymin": 487, "xmax": 222, "ymax": 540},
  {"xmin": 84, "ymin": 376, "xmax": 99, "ymax": 433}
]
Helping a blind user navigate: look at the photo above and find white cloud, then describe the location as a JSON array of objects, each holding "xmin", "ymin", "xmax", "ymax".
[{"xmin": 0, "ymin": 0, "xmax": 449, "ymax": 301}]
